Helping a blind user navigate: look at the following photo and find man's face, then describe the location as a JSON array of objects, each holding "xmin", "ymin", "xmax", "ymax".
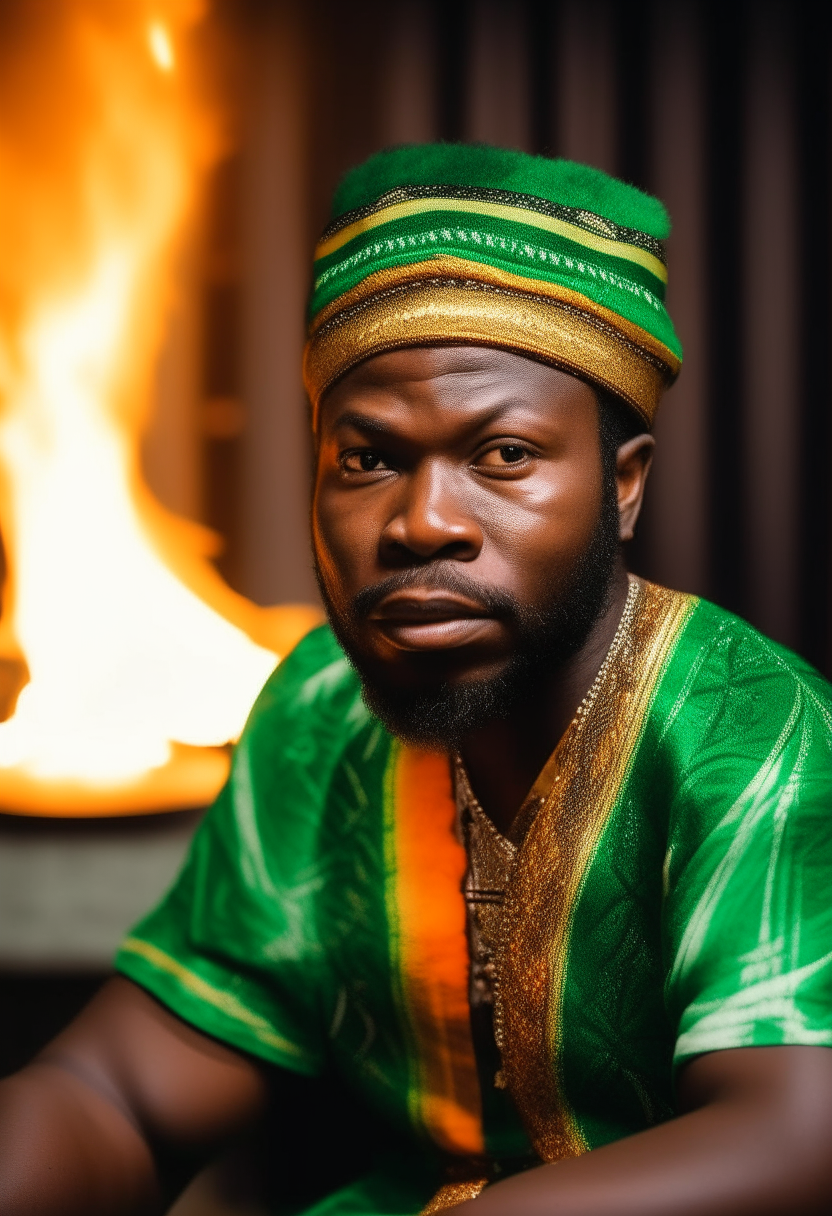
[{"xmin": 312, "ymin": 345, "xmax": 619, "ymax": 746}]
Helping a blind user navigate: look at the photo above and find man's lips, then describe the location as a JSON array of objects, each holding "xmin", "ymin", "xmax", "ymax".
[{"xmin": 367, "ymin": 591, "xmax": 500, "ymax": 651}]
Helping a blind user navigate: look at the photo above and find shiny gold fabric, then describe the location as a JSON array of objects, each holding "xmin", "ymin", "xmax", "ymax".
[
  {"xmin": 419, "ymin": 1178, "xmax": 488, "ymax": 1213},
  {"xmin": 304, "ymin": 272, "xmax": 676, "ymax": 429},
  {"xmin": 495, "ymin": 580, "xmax": 694, "ymax": 1162}
]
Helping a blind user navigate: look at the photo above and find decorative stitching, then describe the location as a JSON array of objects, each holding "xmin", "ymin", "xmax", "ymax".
[
  {"xmin": 314, "ymin": 226, "xmax": 665, "ymax": 314},
  {"xmin": 119, "ymin": 937, "xmax": 306, "ymax": 1058},
  {"xmin": 320, "ymin": 184, "xmax": 666, "ymax": 262},
  {"xmin": 495, "ymin": 582, "xmax": 697, "ymax": 1163}
]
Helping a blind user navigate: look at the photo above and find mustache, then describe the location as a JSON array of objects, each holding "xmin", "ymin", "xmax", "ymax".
[{"xmin": 351, "ymin": 565, "xmax": 521, "ymax": 621}]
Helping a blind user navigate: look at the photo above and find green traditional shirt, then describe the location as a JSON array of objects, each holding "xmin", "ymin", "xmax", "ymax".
[{"xmin": 116, "ymin": 580, "xmax": 832, "ymax": 1215}]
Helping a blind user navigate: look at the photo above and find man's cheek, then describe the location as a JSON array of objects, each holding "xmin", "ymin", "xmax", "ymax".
[
  {"xmin": 311, "ymin": 508, "xmax": 344, "ymax": 592},
  {"xmin": 314, "ymin": 510, "xmax": 368, "ymax": 610}
]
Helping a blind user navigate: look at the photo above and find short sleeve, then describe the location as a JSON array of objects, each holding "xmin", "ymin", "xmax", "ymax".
[
  {"xmin": 115, "ymin": 626, "xmax": 366, "ymax": 1075},
  {"xmin": 663, "ymin": 627, "xmax": 832, "ymax": 1069}
]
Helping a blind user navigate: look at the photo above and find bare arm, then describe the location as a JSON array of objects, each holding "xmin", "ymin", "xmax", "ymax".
[
  {"xmin": 458, "ymin": 1046, "xmax": 832, "ymax": 1216},
  {"xmin": 0, "ymin": 976, "xmax": 270, "ymax": 1216}
]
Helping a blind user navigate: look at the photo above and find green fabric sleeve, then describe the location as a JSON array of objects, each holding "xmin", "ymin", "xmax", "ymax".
[
  {"xmin": 115, "ymin": 625, "xmax": 367, "ymax": 1075},
  {"xmin": 662, "ymin": 606, "xmax": 832, "ymax": 1068}
]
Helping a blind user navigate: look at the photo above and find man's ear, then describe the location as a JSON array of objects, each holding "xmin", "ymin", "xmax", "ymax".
[{"xmin": 616, "ymin": 434, "xmax": 655, "ymax": 542}]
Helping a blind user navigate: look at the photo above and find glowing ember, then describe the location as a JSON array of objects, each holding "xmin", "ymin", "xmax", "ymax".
[{"xmin": 0, "ymin": 2, "xmax": 319, "ymax": 813}]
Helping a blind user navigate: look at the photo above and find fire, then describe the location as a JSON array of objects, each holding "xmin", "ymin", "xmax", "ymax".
[
  {"xmin": 0, "ymin": 2, "xmax": 319, "ymax": 814},
  {"xmin": 147, "ymin": 21, "xmax": 175, "ymax": 72}
]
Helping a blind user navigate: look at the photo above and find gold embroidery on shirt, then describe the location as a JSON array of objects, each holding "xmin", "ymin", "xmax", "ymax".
[{"xmin": 494, "ymin": 579, "xmax": 696, "ymax": 1163}]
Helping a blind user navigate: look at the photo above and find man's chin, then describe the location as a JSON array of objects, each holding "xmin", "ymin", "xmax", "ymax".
[{"xmin": 356, "ymin": 663, "xmax": 525, "ymax": 751}]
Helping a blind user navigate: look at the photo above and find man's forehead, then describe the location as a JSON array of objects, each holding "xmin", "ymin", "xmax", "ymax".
[
  {"xmin": 330, "ymin": 345, "xmax": 560, "ymax": 394},
  {"xmin": 343, "ymin": 344, "xmax": 511, "ymax": 385},
  {"xmin": 320, "ymin": 345, "xmax": 598, "ymax": 434}
]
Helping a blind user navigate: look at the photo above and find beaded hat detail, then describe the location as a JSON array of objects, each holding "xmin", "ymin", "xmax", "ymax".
[{"xmin": 303, "ymin": 144, "xmax": 682, "ymax": 427}]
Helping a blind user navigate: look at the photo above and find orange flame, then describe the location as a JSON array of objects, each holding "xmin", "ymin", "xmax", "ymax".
[
  {"xmin": 148, "ymin": 20, "xmax": 175, "ymax": 71},
  {"xmin": 0, "ymin": 2, "xmax": 319, "ymax": 814}
]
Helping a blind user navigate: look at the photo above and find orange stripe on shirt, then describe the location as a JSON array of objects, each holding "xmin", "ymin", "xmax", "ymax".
[{"xmin": 386, "ymin": 741, "xmax": 485, "ymax": 1156}]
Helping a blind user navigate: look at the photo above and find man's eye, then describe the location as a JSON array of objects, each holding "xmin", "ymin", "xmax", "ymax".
[
  {"xmin": 477, "ymin": 444, "xmax": 529, "ymax": 468},
  {"xmin": 343, "ymin": 450, "xmax": 390, "ymax": 473}
]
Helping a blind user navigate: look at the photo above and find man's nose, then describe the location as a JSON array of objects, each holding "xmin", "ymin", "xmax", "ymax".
[{"xmin": 379, "ymin": 460, "xmax": 483, "ymax": 563}]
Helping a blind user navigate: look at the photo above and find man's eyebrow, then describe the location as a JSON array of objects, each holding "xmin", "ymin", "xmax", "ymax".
[
  {"xmin": 465, "ymin": 400, "xmax": 530, "ymax": 429},
  {"xmin": 331, "ymin": 410, "xmax": 394, "ymax": 437},
  {"xmin": 333, "ymin": 400, "xmax": 534, "ymax": 436}
]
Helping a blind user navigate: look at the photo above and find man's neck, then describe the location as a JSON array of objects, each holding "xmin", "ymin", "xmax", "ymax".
[{"xmin": 458, "ymin": 564, "xmax": 632, "ymax": 837}]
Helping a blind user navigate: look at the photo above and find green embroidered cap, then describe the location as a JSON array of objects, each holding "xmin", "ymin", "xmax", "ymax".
[{"xmin": 303, "ymin": 144, "xmax": 682, "ymax": 427}]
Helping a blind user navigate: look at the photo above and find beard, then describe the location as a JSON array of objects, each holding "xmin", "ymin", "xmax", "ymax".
[{"xmin": 316, "ymin": 477, "xmax": 621, "ymax": 751}]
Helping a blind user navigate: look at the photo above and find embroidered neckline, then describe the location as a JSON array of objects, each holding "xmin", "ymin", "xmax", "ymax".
[{"xmin": 454, "ymin": 575, "xmax": 641, "ymax": 846}]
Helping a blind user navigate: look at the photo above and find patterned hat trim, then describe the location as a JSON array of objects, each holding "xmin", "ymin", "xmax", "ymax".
[
  {"xmin": 315, "ymin": 187, "xmax": 668, "ymax": 284},
  {"xmin": 304, "ymin": 258, "xmax": 680, "ymax": 430},
  {"xmin": 309, "ymin": 256, "xmax": 678, "ymax": 368}
]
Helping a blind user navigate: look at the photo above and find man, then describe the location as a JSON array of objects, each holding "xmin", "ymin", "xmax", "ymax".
[{"xmin": 1, "ymin": 144, "xmax": 831, "ymax": 1216}]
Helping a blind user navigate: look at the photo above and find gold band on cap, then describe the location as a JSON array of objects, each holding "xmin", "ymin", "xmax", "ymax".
[{"xmin": 304, "ymin": 264, "xmax": 679, "ymax": 429}]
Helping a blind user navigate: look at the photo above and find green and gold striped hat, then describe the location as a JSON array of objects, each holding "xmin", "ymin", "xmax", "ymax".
[{"xmin": 303, "ymin": 144, "xmax": 682, "ymax": 428}]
